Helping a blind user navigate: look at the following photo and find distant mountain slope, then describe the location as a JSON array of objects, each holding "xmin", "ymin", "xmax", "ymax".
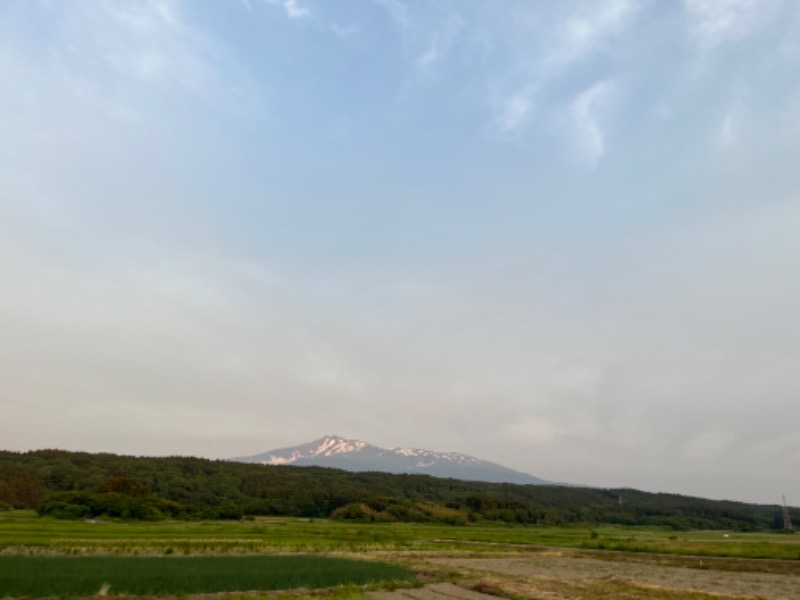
[
  {"xmin": 1, "ymin": 449, "xmax": 790, "ymax": 530},
  {"xmin": 231, "ymin": 434, "xmax": 551, "ymax": 485}
]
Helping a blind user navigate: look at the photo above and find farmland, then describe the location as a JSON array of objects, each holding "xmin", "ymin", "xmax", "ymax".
[
  {"xmin": 0, "ymin": 555, "xmax": 413, "ymax": 597},
  {"xmin": 1, "ymin": 510, "xmax": 799, "ymax": 599},
  {"xmin": 2, "ymin": 510, "xmax": 799, "ymax": 559}
]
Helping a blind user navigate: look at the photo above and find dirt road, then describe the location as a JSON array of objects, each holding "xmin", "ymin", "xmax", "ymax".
[{"xmin": 370, "ymin": 583, "xmax": 497, "ymax": 600}]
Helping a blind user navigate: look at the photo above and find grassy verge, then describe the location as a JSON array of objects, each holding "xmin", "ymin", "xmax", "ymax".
[{"xmin": 0, "ymin": 555, "xmax": 415, "ymax": 597}]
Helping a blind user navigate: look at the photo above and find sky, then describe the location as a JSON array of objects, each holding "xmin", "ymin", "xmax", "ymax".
[{"xmin": 1, "ymin": 0, "xmax": 799, "ymax": 506}]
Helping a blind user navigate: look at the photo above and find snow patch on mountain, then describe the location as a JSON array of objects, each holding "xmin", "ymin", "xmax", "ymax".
[
  {"xmin": 231, "ymin": 435, "xmax": 552, "ymax": 485},
  {"xmin": 393, "ymin": 448, "xmax": 421, "ymax": 457}
]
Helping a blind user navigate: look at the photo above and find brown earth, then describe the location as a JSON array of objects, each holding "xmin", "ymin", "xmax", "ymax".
[
  {"xmin": 399, "ymin": 552, "xmax": 800, "ymax": 600},
  {"xmin": 370, "ymin": 583, "xmax": 497, "ymax": 600}
]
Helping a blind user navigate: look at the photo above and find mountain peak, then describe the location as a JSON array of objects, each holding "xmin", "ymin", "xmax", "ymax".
[
  {"xmin": 231, "ymin": 436, "xmax": 551, "ymax": 485},
  {"xmin": 310, "ymin": 435, "xmax": 368, "ymax": 457}
]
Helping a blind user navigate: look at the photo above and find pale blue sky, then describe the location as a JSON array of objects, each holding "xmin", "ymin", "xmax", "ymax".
[{"xmin": 2, "ymin": 0, "xmax": 800, "ymax": 504}]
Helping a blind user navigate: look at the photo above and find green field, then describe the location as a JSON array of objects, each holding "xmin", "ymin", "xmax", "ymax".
[
  {"xmin": 0, "ymin": 554, "xmax": 413, "ymax": 597},
  {"xmin": 1, "ymin": 510, "xmax": 798, "ymax": 560},
  {"xmin": 1, "ymin": 511, "xmax": 798, "ymax": 599}
]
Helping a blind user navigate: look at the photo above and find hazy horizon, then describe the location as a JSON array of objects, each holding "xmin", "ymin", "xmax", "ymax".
[{"xmin": 2, "ymin": 0, "xmax": 799, "ymax": 506}]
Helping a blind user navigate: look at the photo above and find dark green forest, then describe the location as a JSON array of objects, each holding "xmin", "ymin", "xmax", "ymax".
[{"xmin": 0, "ymin": 449, "xmax": 793, "ymax": 531}]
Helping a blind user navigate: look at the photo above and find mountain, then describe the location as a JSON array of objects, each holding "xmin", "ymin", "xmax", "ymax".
[
  {"xmin": 3, "ymin": 449, "xmax": 789, "ymax": 529},
  {"xmin": 231, "ymin": 435, "xmax": 551, "ymax": 485}
]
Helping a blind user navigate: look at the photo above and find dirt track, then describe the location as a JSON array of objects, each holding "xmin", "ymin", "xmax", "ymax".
[{"xmin": 370, "ymin": 583, "xmax": 496, "ymax": 600}]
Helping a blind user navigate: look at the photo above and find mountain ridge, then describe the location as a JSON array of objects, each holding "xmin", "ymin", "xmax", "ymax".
[{"xmin": 231, "ymin": 434, "xmax": 551, "ymax": 485}]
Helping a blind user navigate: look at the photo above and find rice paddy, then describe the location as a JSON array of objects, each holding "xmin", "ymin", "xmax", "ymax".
[{"xmin": 0, "ymin": 554, "xmax": 414, "ymax": 597}]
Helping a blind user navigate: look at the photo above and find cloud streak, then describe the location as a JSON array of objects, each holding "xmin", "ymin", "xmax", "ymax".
[
  {"xmin": 545, "ymin": 0, "xmax": 640, "ymax": 69},
  {"xmin": 265, "ymin": 0, "xmax": 310, "ymax": 19},
  {"xmin": 564, "ymin": 81, "xmax": 611, "ymax": 167},
  {"xmin": 683, "ymin": 0, "xmax": 771, "ymax": 47}
]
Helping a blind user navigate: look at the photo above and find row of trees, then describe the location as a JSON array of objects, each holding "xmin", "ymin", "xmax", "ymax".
[{"xmin": 0, "ymin": 449, "xmax": 793, "ymax": 530}]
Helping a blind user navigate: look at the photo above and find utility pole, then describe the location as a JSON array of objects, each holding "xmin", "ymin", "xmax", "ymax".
[{"xmin": 782, "ymin": 494, "xmax": 793, "ymax": 531}]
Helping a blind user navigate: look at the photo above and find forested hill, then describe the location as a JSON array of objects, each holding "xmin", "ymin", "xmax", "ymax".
[{"xmin": 0, "ymin": 449, "xmax": 793, "ymax": 531}]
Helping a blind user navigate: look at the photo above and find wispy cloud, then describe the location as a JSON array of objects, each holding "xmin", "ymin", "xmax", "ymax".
[
  {"xmin": 415, "ymin": 16, "xmax": 463, "ymax": 80},
  {"xmin": 546, "ymin": 0, "xmax": 640, "ymax": 69},
  {"xmin": 372, "ymin": 0, "xmax": 464, "ymax": 80},
  {"xmin": 31, "ymin": 0, "xmax": 240, "ymax": 101},
  {"xmin": 0, "ymin": 0, "xmax": 230, "ymax": 139},
  {"xmin": 564, "ymin": 81, "xmax": 612, "ymax": 168},
  {"xmin": 284, "ymin": 0, "xmax": 309, "ymax": 19},
  {"xmin": 265, "ymin": 0, "xmax": 310, "ymax": 20},
  {"xmin": 489, "ymin": 0, "xmax": 639, "ymax": 145},
  {"xmin": 718, "ymin": 105, "xmax": 739, "ymax": 146},
  {"xmin": 717, "ymin": 86, "xmax": 749, "ymax": 147},
  {"xmin": 493, "ymin": 84, "xmax": 537, "ymax": 136},
  {"xmin": 683, "ymin": 0, "xmax": 777, "ymax": 48}
]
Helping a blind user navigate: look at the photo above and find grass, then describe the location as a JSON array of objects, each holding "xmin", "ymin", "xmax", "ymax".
[
  {"xmin": 0, "ymin": 510, "xmax": 797, "ymax": 560},
  {"xmin": 0, "ymin": 554, "xmax": 415, "ymax": 597}
]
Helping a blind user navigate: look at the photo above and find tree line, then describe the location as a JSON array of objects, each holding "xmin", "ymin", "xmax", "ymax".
[{"xmin": 0, "ymin": 449, "xmax": 793, "ymax": 531}]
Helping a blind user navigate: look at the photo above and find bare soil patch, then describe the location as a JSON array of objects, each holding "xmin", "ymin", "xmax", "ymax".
[
  {"xmin": 369, "ymin": 583, "xmax": 497, "ymax": 600},
  {"xmin": 420, "ymin": 553, "xmax": 799, "ymax": 599}
]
